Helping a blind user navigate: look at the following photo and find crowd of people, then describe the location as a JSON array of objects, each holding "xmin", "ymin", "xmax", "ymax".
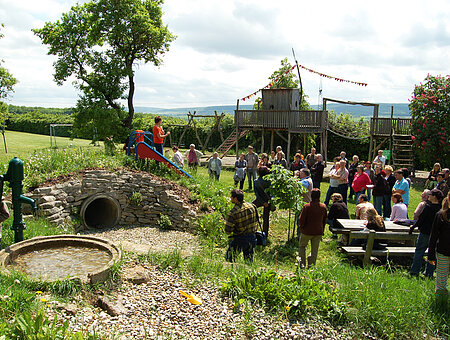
[
  {"xmin": 151, "ymin": 117, "xmax": 449, "ymax": 308},
  {"xmin": 222, "ymin": 146, "xmax": 449, "ymax": 309}
]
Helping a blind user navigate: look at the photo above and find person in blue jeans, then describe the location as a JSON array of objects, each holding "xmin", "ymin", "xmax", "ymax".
[
  {"xmin": 372, "ymin": 166, "xmax": 389, "ymax": 216},
  {"xmin": 409, "ymin": 188, "xmax": 443, "ymax": 277},
  {"xmin": 245, "ymin": 146, "xmax": 259, "ymax": 191},
  {"xmin": 324, "ymin": 161, "xmax": 341, "ymax": 206},
  {"xmin": 364, "ymin": 161, "xmax": 375, "ymax": 201},
  {"xmin": 224, "ymin": 189, "xmax": 258, "ymax": 262}
]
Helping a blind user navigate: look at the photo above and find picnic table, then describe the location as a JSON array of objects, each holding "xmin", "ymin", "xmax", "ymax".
[
  {"xmin": 334, "ymin": 219, "xmax": 412, "ymax": 233},
  {"xmin": 332, "ymin": 218, "xmax": 416, "ymax": 246},
  {"xmin": 332, "ymin": 219, "xmax": 420, "ymax": 265}
]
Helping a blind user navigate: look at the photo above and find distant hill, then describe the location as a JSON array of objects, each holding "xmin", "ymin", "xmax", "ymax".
[
  {"xmin": 135, "ymin": 103, "xmax": 411, "ymax": 119},
  {"xmin": 8, "ymin": 103, "xmax": 411, "ymax": 119}
]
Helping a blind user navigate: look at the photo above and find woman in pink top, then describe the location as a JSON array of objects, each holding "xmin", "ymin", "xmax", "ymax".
[
  {"xmin": 351, "ymin": 165, "xmax": 372, "ymax": 202},
  {"xmin": 390, "ymin": 193, "xmax": 408, "ymax": 221}
]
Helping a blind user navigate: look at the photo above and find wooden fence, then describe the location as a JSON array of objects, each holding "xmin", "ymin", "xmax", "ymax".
[
  {"xmin": 235, "ymin": 110, "xmax": 327, "ymax": 132},
  {"xmin": 370, "ymin": 117, "xmax": 412, "ymax": 136}
]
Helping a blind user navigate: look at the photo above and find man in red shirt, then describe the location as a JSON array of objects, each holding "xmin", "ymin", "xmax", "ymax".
[{"xmin": 152, "ymin": 116, "xmax": 170, "ymax": 155}]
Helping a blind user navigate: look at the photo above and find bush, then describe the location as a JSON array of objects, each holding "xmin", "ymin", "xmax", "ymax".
[
  {"xmin": 221, "ymin": 269, "xmax": 345, "ymax": 322},
  {"xmin": 6, "ymin": 112, "xmax": 75, "ymax": 137},
  {"xmin": 409, "ymin": 74, "xmax": 450, "ymax": 167},
  {"xmin": 158, "ymin": 214, "xmax": 172, "ymax": 230}
]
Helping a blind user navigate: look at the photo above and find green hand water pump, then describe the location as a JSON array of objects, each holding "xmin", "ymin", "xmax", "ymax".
[{"xmin": 0, "ymin": 157, "xmax": 37, "ymax": 243}]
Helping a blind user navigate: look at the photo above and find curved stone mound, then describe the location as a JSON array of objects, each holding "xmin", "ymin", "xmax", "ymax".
[
  {"xmin": 25, "ymin": 169, "xmax": 197, "ymax": 230},
  {"xmin": 0, "ymin": 235, "xmax": 121, "ymax": 284}
]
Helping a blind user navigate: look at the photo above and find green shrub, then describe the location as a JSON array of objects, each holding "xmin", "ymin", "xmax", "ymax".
[
  {"xmin": 197, "ymin": 212, "xmax": 228, "ymax": 247},
  {"xmin": 221, "ymin": 269, "xmax": 345, "ymax": 322},
  {"xmin": 157, "ymin": 214, "xmax": 172, "ymax": 230},
  {"xmin": 130, "ymin": 191, "xmax": 143, "ymax": 206}
]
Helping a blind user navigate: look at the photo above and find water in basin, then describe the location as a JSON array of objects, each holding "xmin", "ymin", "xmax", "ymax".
[{"xmin": 10, "ymin": 246, "xmax": 112, "ymax": 281}]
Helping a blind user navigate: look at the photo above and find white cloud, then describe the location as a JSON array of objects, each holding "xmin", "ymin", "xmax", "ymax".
[{"xmin": 0, "ymin": 0, "xmax": 449, "ymax": 109}]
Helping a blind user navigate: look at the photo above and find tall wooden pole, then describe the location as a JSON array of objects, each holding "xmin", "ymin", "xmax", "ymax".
[
  {"xmin": 292, "ymin": 48, "xmax": 303, "ymax": 108},
  {"xmin": 235, "ymin": 99, "xmax": 240, "ymax": 159}
]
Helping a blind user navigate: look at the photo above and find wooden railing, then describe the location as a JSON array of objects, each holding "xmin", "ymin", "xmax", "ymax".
[
  {"xmin": 235, "ymin": 110, "xmax": 327, "ymax": 131},
  {"xmin": 370, "ymin": 117, "xmax": 412, "ymax": 136}
]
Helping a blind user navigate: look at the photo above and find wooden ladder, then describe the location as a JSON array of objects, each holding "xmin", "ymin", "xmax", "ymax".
[
  {"xmin": 214, "ymin": 129, "xmax": 249, "ymax": 158},
  {"xmin": 392, "ymin": 134, "xmax": 414, "ymax": 175}
]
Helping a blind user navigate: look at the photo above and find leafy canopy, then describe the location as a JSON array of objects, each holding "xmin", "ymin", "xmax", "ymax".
[
  {"xmin": 33, "ymin": 0, "xmax": 175, "ymax": 138},
  {"xmin": 254, "ymin": 58, "xmax": 310, "ymax": 110},
  {"xmin": 264, "ymin": 165, "xmax": 306, "ymax": 214},
  {"xmin": 409, "ymin": 74, "xmax": 450, "ymax": 167}
]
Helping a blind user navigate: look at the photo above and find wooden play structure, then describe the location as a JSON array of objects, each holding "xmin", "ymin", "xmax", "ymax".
[
  {"xmin": 165, "ymin": 111, "xmax": 225, "ymax": 153},
  {"xmin": 234, "ymin": 88, "xmax": 328, "ymax": 163},
  {"xmin": 229, "ymin": 90, "xmax": 414, "ymax": 172}
]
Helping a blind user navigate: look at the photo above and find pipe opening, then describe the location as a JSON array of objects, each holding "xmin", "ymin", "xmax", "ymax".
[{"xmin": 81, "ymin": 195, "xmax": 121, "ymax": 229}]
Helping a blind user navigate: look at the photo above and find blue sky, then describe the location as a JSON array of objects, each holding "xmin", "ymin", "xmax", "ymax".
[{"xmin": 0, "ymin": 0, "xmax": 449, "ymax": 108}]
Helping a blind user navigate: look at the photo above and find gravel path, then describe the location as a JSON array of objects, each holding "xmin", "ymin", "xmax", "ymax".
[
  {"xmin": 84, "ymin": 225, "xmax": 201, "ymax": 256},
  {"xmin": 40, "ymin": 226, "xmax": 360, "ymax": 339},
  {"xmin": 49, "ymin": 259, "xmax": 355, "ymax": 339}
]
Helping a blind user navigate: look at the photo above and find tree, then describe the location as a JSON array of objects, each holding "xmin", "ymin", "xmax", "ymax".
[
  {"xmin": 0, "ymin": 24, "xmax": 18, "ymax": 124},
  {"xmin": 269, "ymin": 57, "xmax": 299, "ymax": 89},
  {"xmin": 33, "ymin": 0, "xmax": 175, "ymax": 138},
  {"xmin": 264, "ymin": 165, "xmax": 306, "ymax": 240},
  {"xmin": 409, "ymin": 74, "xmax": 450, "ymax": 167},
  {"xmin": 254, "ymin": 58, "xmax": 310, "ymax": 110}
]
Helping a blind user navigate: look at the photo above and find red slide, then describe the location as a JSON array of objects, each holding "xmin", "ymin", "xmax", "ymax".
[{"xmin": 135, "ymin": 142, "xmax": 192, "ymax": 178}]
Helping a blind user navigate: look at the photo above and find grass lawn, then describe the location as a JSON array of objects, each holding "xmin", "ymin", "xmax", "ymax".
[
  {"xmin": 0, "ymin": 130, "xmax": 93, "ymax": 164},
  {"xmin": 191, "ymin": 165, "xmax": 425, "ymax": 266},
  {"xmin": 0, "ymin": 142, "xmax": 446, "ymax": 339}
]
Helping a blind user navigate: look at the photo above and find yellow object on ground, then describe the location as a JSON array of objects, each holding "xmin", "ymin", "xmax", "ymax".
[{"xmin": 179, "ymin": 290, "xmax": 202, "ymax": 305}]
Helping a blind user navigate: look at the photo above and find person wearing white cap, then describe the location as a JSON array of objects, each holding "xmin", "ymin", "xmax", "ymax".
[{"xmin": 185, "ymin": 144, "xmax": 203, "ymax": 172}]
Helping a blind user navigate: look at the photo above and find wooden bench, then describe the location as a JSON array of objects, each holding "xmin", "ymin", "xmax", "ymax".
[{"xmin": 341, "ymin": 230, "xmax": 422, "ymax": 265}]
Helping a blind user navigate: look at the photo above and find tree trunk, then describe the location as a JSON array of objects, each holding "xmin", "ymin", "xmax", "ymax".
[{"xmin": 124, "ymin": 71, "xmax": 135, "ymax": 130}]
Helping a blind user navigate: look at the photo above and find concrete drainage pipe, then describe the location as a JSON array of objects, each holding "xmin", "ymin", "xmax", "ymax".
[{"xmin": 80, "ymin": 194, "xmax": 121, "ymax": 229}]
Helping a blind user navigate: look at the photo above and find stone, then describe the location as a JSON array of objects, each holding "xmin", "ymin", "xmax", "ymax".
[
  {"xmin": 44, "ymin": 206, "xmax": 63, "ymax": 216},
  {"xmin": 57, "ymin": 303, "xmax": 79, "ymax": 316},
  {"xmin": 40, "ymin": 195, "xmax": 56, "ymax": 203},
  {"xmin": 96, "ymin": 296, "xmax": 128, "ymax": 316},
  {"xmin": 40, "ymin": 202, "xmax": 57, "ymax": 210},
  {"xmin": 122, "ymin": 264, "xmax": 151, "ymax": 284},
  {"xmin": 35, "ymin": 187, "xmax": 53, "ymax": 195}
]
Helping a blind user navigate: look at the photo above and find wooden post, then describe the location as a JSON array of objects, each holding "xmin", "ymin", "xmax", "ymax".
[
  {"xmin": 368, "ymin": 118, "xmax": 374, "ymax": 162},
  {"xmin": 322, "ymin": 99, "xmax": 328, "ymax": 166},
  {"xmin": 270, "ymin": 130, "xmax": 274, "ymax": 152},
  {"xmin": 363, "ymin": 230, "xmax": 376, "ymax": 266},
  {"xmin": 303, "ymin": 134, "xmax": 306, "ymax": 155},
  {"xmin": 287, "ymin": 131, "xmax": 291, "ymax": 165},
  {"xmin": 261, "ymin": 129, "xmax": 265, "ymax": 154},
  {"xmin": 389, "ymin": 106, "xmax": 394, "ymax": 165},
  {"xmin": 235, "ymin": 100, "xmax": 240, "ymax": 159}
]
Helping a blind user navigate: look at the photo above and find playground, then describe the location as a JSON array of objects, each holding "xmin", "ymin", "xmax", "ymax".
[{"xmin": 0, "ymin": 127, "xmax": 447, "ymax": 339}]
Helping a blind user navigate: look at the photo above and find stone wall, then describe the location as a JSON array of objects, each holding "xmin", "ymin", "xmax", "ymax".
[{"xmin": 25, "ymin": 169, "xmax": 196, "ymax": 229}]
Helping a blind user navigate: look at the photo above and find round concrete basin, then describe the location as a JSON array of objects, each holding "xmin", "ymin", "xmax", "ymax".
[{"xmin": 0, "ymin": 235, "xmax": 121, "ymax": 283}]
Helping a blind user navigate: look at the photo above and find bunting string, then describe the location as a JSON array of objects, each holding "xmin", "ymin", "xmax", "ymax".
[{"xmin": 240, "ymin": 64, "xmax": 368, "ymax": 102}]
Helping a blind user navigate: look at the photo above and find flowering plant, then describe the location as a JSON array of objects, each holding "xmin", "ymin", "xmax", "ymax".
[{"xmin": 409, "ymin": 74, "xmax": 449, "ymax": 167}]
